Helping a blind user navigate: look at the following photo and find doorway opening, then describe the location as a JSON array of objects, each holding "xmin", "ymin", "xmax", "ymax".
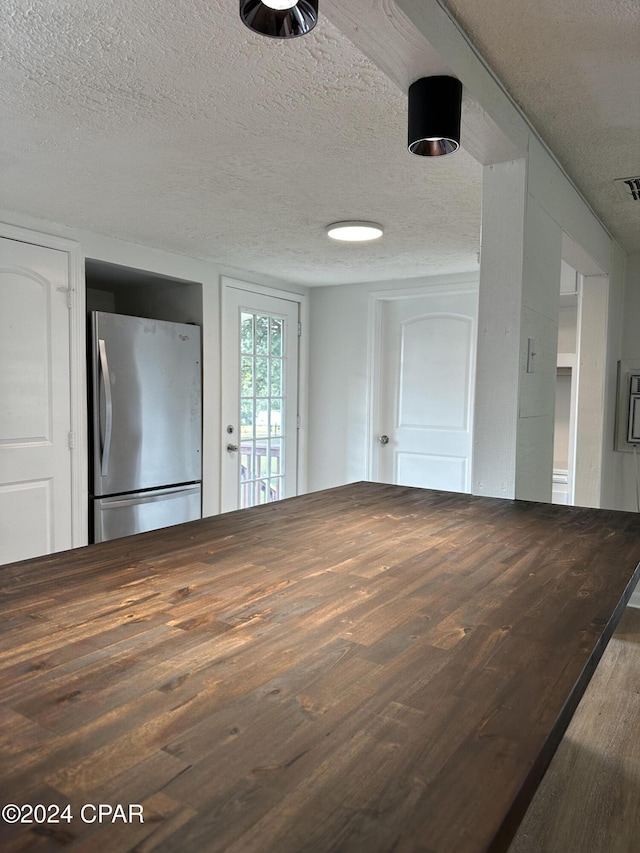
[
  {"xmin": 553, "ymin": 235, "xmax": 609, "ymax": 507},
  {"xmin": 553, "ymin": 260, "xmax": 578, "ymax": 505}
]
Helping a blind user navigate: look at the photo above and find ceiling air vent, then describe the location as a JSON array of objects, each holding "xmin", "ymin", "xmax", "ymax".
[{"xmin": 615, "ymin": 176, "xmax": 640, "ymax": 201}]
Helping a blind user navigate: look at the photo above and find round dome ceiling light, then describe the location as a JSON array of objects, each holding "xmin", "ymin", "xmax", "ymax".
[
  {"xmin": 326, "ymin": 221, "xmax": 384, "ymax": 242},
  {"xmin": 408, "ymin": 76, "xmax": 463, "ymax": 157},
  {"xmin": 240, "ymin": 0, "xmax": 318, "ymax": 39}
]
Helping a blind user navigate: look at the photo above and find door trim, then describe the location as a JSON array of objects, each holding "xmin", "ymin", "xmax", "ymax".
[
  {"xmin": 573, "ymin": 273, "xmax": 609, "ymax": 508},
  {"xmin": 0, "ymin": 221, "xmax": 86, "ymax": 548},
  {"xmin": 220, "ymin": 276, "xmax": 308, "ymax": 500},
  {"xmin": 366, "ymin": 276, "xmax": 479, "ymax": 482}
]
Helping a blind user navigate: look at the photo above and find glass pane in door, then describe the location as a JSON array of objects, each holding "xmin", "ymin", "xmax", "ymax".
[{"xmin": 239, "ymin": 312, "xmax": 286, "ymax": 509}]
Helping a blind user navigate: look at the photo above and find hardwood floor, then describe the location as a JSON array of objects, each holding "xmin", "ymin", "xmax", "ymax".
[
  {"xmin": 1, "ymin": 483, "xmax": 639, "ymax": 852},
  {"xmin": 509, "ymin": 605, "xmax": 640, "ymax": 853}
]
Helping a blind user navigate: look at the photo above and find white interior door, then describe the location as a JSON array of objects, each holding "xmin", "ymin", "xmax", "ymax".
[
  {"xmin": 0, "ymin": 237, "xmax": 73, "ymax": 564},
  {"xmin": 221, "ymin": 285, "xmax": 299, "ymax": 513},
  {"xmin": 374, "ymin": 289, "xmax": 477, "ymax": 493}
]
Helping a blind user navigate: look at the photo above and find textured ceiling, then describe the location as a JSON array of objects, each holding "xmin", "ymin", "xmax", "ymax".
[
  {"xmin": 3, "ymin": 1, "xmax": 635, "ymax": 286},
  {"xmin": 443, "ymin": 0, "xmax": 640, "ymax": 255},
  {"xmin": 0, "ymin": 0, "xmax": 482, "ymax": 286}
]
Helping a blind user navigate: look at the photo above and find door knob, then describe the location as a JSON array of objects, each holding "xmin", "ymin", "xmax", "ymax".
[
  {"xmin": 227, "ymin": 443, "xmax": 239, "ymax": 453},
  {"xmin": 378, "ymin": 435, "xmax": 390, "ymax": 445}
]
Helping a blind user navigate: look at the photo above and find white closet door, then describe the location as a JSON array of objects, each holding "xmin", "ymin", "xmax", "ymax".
[
  {"xmin": 0, "ymin": 238, "xmax": 73, "ymax": 564},
  {"xmin": 374, "ymin": 290, "xmax": 477, "ymax": 493}
]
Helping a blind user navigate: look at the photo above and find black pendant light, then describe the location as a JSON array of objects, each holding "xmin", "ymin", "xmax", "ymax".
[
  {"xmin": 408, "ymin": 76, "xmax": 463, "ymax": 157},
  {"xmin": 240, "ymin": 0, "xmax": 318, "ymax": 39}
]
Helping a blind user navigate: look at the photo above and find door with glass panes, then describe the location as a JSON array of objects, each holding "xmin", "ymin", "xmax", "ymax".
[{"xmin": 221, "ymin": 284, "xmax": 299, "ymax": 513}]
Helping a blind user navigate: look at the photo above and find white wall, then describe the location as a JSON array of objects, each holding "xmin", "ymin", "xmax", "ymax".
[
  {"xmin": 615, "ymin": 257, "xmax": 640, "ymax": 609},
  {"xmin": 519, "ymin": 139, "xmax": 619, "ymax": 506},
  {"xmin": 472, "ymin": 127, "xmax": 626, "ymax": 508},
  {"xmin": 515, "ymin": 191, "xmax": 563, "ymax": 502},
  {"xmin": 614, "ymin": 253, "xmax": 640, "ymax": 512},
  {"xmin": 472, "ymin": 159, "xmax": 564, "ymax": 502},
  {"xmin": 620, "ymin": 255, "xmax": 640, "ymax": 362},
  {"xmin": 308, "ymin": 283, "xmax": 366, "ymax": 491},
  {"xmin": 472, "ymin": 160, "xmax": 525, "ymax": 500},
  {"xmin": 558, "ymin": 305, "xmax": 577, "ymax": 354},
  {"xmin": 554, "ymin": 373, "xmax": 571, "ymax": 471}
]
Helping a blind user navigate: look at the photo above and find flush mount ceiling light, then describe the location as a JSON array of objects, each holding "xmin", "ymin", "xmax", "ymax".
[
  {"xmin": 240, "ymin": 0, "xmax": 318, "ymax": 38},
  {"xmin": 408, "ymin": 76, "xmax": 463, "ymax": 157},
  {"xmin": 326, "ymin": 221, "xmax": 384, "ymax": 242}
]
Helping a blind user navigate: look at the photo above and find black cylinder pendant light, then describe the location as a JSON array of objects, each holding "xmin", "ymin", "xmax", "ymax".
[
  {"xmin": 408, "ymin": 76, "xmax": 463, "ymax": 157},
  {"xmin": 240, "ymin": 0, "xmax": 318, "ymax": 39}
]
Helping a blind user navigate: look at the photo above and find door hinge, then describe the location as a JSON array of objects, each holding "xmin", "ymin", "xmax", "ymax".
[
  {"xmin": 68, "ymin": 430, "xmax": 75, "ymax": 449},
  {"xmin": 298, "ymin": 321, "xmax": 302, "ymax": 337},
  {"xmin": 66, "ymin": 289, "xmax": 73, "ymax": 309},
  {"xmin": 297, "ymin": 415, "xmax": 301, "ymax": 429}
]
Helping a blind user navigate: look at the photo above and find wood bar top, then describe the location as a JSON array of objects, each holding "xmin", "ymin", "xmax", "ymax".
[{"xmin": 1, "ymin": 482, "xmax": 639, "ymax": 852}]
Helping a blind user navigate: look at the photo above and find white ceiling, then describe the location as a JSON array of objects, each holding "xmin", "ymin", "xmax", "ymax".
[
  {"xmin": 444, "ymin": 0, "xmax": 640, "ymax": 255},
  {"xmin": 1, "ymin": 0, "xmax": 637, "ymax": 288},
  {"xmin": 0, "ymin": 0, "xmax": 481, "ymax": 287}
]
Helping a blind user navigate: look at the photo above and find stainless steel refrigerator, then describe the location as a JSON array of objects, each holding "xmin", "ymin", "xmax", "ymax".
[{"xmin": 89, "ymin": 311, "xmax": 202, "ymax": 543}]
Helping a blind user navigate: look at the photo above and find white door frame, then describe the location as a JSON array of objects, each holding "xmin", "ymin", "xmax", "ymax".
[
  {"xmin": 572, "ymin": 273, "xmax": 609, "ymax": 507},
  {"xmin": 561, "ymin": 234, "xmax": 609, "ymax": 508},
  {"xmin": 366, "ymin": 277, "xmax": 479, "ymax": 483},
  {"xmin": 220, "ymin": 276, "xmax": 308, "ymax": 501},
  {"xmin": 0, "ymin": 221, "xmax": 86, "ymax": 548}
]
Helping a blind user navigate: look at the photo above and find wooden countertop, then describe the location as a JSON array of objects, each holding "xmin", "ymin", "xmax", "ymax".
[{"xmin": 1, "ymin": 482, "xmax": 639, "ymax": 852}]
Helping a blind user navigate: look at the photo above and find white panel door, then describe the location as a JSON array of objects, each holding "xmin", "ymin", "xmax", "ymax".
[
  {"xmin": 0, "ymin": 238, "xmax": 73, "ymax": 564},
  {"xmin": 221, "ymin": 286, "xmax": 299, "ymax": 513},
  {"xmin": 375, "ymin": 290, "xmax": 477, "ymax": 493}
]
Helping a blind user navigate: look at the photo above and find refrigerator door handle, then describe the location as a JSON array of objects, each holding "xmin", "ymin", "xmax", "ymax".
[
  {"xmin": 98, "ymin": 338, "xmax": 113, "ymax": 477},
  {"xmin": 100, "ymin": 484, "xmax": 201, "ymax": 510},
  {"xmin": 92, "ymin": 483, "xmax": 202, "ymax": 542}
]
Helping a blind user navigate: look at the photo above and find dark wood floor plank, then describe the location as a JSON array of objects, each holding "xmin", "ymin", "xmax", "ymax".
[
  {"xmin": 1, "ymin": 483, "xmax": 639, "ymax": 852},
  {"xmin": 507, "ymin": 606, "xmax": 640, "ymax": 853}
]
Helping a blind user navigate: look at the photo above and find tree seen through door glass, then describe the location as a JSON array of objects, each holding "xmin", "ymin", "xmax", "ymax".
[{"xmin": 239, "ymin": 310, "xmax": 286, "ymax": 508}]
